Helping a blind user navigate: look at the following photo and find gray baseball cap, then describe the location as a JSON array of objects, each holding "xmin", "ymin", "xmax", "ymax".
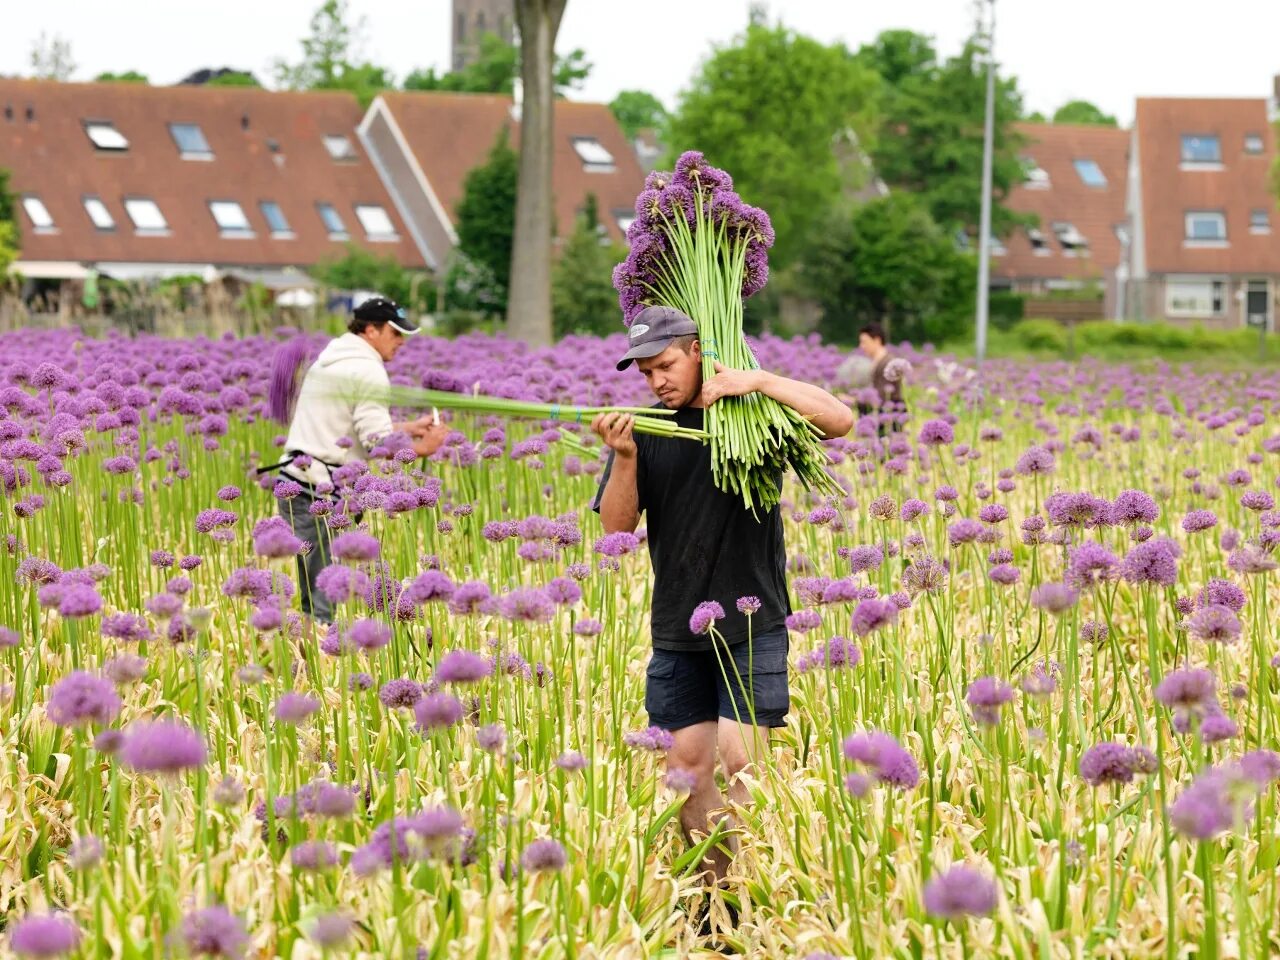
[{"xmin": 616, "ymin": 305, "xmax": 699, "ymax": 371}]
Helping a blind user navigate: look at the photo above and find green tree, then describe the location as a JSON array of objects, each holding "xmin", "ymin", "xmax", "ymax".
[
  {"xmin": 275, "ymin": 0, "xmax": 392, "ymax": 105},
  {"xmin": 30, "ymin": 32, "xmax": 75, "ymax": 81},
  {"xmin": 609, "ymin": 90, "xmax": 667, "ymax": 140},
  {"xmin": 450, "ymin": 130, "xmax": 518, "ymax": 315},
  {"xmin": 402, "ymin": 31, "xmax": 590, "ymax": 98},
  {"xmin": 806, "ymin": 193, "xmax": 975, "ymax": 346},
  {"xmin": 1052, "ymin": 99, "xmax": 1118, "ymax": 127},
  {"xmin": 857, "ymin": 30, "xmax": 1028, "ymax": 238},
  {"xmin": 553, "ymin": 194, "xmax": 627, "ymax": 338},
  {"xmin": 310, "ymin": 244, "xmax": 434, "ymax": 313},
  {"xmin": 206, "ymin": 71, "xmax": 262, "ymax": 88},
  {"xmin": 94, "ymin": 70, "xmax": 149, "ymax": 84},
  {"xmin": 665, "ymin": 21, "xmax": 879, "ymax": 271},
  {"xmin": 0, "ymin": 168, "xmax": 19, "ymax": 278}
]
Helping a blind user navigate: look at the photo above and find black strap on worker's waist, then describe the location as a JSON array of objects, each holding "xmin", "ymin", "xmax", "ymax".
[{"xmin": 255, "ymin": 450, "xmax": 343, "ymax": 478}]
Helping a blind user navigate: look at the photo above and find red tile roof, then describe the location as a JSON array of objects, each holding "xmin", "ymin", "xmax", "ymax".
[
  {"xmin": 0, "ymin": 78, "xmax": 423, "ymax": 269},
  {"xmin": 1133, "ymin": 98, "xmax": 1280, "ymax": 275},
  {"xmin": 995, "ymin": 122, "xmax": 1130, "ymax": 282},
  {"xmin": 374, "ymin": 90, "xmax": 645, "ymax": 244}
]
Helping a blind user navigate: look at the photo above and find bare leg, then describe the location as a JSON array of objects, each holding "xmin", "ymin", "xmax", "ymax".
[
  {"xmin": 666, "ymin": 721, "xmax": 732, "ymax": 881},
  {"xmin": 717, "ymin": 717, "xmax": 770, "ymax": 808}
]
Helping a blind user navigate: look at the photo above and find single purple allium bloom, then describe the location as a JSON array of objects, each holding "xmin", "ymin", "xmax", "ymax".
[
  {"xmin": 9, "ymin": 913, "xmax": 82, "ymax": 957},
  {"xmin": 274, "ymin": 692, "xmax": 320, "ymax": 724},
  {"xmin": 1154, "ymin": 668, "xmax": 1217, "ymax": 710},
  {"xmin": 555, "ymin": 750, "xmax": 588, "ymax": 772},
  {"xmin": 918, "ymin": 419, "xmax": 954, "ymax": 446},
  {"xmin": 842, "ymin": 730, "xmax": 919, "ymax": 789},
  {"xmin": 736, "ymin": 595, "xmax": 762, "ymax": 615},
  {"xmin": 379, "ymin": 679, "xmax": 424, "ymax": 709},
  {"xmin": 181, "ymin": 905, "xmax": 249, "ymax": 959},
  {"xmin": 476, "ymin": 723, "xmax": 505, "ymax": 751},
  {"xmin": 120, "ymin": 720, "xmax": 207, "ymax": 774},
  {"xmin": 1029, "ymin": 582, "xmax": 1078, "ymax": 615},
  {"xmin": 966, "ymin": 676, "xmax": 1015, "ymax": 726},
  {"xmin": 415, "ymin": 693, "xmax": 464, "ymax": 732},
  {"xmin": 624, "ymin": 726, "xmax": 675, "ymax": 752},
  {"xmin": 850, "ymin": 598, "xmax": 898, "ymax": 637},
  {"xmin": 289, "ymin": 839, "xmax": 340, "ymax": 871},
  {"xmin": 435, "ymin": 649, "xmax": 493, "ymax": 684},
  {"xmin": 46, "ymin": 671, "xmax": 121, "ymax": 727},
  {"xmin": 1079, "ymin": 742, "xmax": 1136, "ymax": 786},
  {"xmin": 67, "ymin": 834, "xmax": 103, "ymax": 870},
  {"xmin": 689, "ymin": 600, "xmax": 726, "ymax": 635},
  {"xmin": 306, "ymin": 913, "xmax": 353, "ymax": 948},
  {"xmin": 521, "ymin": 838, "xmax": 567, "ymax": 872},
  {"xmin": 1186, "ymin": 604, "xmax": 1243, "ymax": 645},
  {"xmin": 922, "ymin": 864, "xmax": 999, "ymax": 919}
]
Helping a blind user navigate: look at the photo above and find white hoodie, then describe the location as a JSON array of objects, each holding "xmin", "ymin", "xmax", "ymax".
[{"xmin": 282, "ymin": 333, "xmax": 395, "ymax": 487}]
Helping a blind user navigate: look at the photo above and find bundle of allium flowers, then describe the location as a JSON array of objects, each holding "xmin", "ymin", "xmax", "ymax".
[{"xmin": 612, "ymin": 151, "xmax": 840, "ymax": 513}]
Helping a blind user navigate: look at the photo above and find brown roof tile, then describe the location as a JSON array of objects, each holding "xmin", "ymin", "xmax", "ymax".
[
  {"xmin": 0, "ymin": 78, "xmax": 423, "ymax": 270},
  {"xmin": 1134, "ymin": 98, "xmax": 1280, "ymax": 275},
  {"xmin": 995, "ymin": 122, "xmax": 1130, "ymax": 282},
  {"xmin": 375, "ymin": 90, "xmax": 646, "ymax": 244}
]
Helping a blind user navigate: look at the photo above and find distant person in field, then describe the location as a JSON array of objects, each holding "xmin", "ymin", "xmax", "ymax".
[
  {"xmin": 843, "ymin": 321, "xmax": 908, "ymax": 436},
  {"xmin": 267, "ymin": 297, "xmax": 449, "ymax": 623},
  {"xmin": 590, "ymin": 305, "xmax": 853, "ymax": 897}
]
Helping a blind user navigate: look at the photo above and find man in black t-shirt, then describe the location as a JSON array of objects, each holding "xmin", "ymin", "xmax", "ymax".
[{"xmin": 591, "ymin": 305, "xmax": 853, "ymax": 883}]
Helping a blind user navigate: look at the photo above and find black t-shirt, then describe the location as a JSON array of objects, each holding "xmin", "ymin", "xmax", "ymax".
[{"xmin": 591, "ymin": 406, "xmax": 790, "ymax": 651}]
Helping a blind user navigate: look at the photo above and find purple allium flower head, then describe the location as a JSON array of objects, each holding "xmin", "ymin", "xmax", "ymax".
[
  {"xmin": 1241, "ymin": 490, "xmax": 1275, "ymax": 512},
  {"xmin": 347, "ymin": 618, "xmax": 391, "ymax": 651},
  {"xmin": 665, "ymin": 768, "xmax": 699, "ymax": 792},
  {"xmin": 521, "ymin": 838, "xmax": 567, "ymax": 872},
  {"xmin": 1154, "ymin": 668, "xmax": 1217, "ymax": 710},
  {"xmin": 9, "ymin": 913, "xmax": 82, "ymax": 957},
  {"xmin": 593, "ymin": 531, "xmax": 640, "ymax": 557},
  {"xmin": 120, "ymin": 720, "xmax": 207, "ymax": 773},
  {"xmin": 966, "ymin": 676, "xmax": 1015, "ymax": 725},
  {"xmin": 947, "ymin": 518, "xmax": 983, "ymax": 546},
  {"xmin": 1020, "ymin": 660, "xmax": 1059, "ymax": 697},
  {"xmin": 497, "ymin": 586, "xmax": 556, "ymax": 622},
  {"xmin": 689, "ymin": 600, "xmax": 725, "ymax": 635},
  {"xmin": 379, "ymin": 678, "xmax": 424, "ymax": 709},
  {"xmin": 1121, "ymin": 537, "xmax": 1181, "ymax": 587},
  {"xmin": 1029, "ymin": 581, "xmax": 1079, "ymax": 615},
  {"xmin": 57, "ymin": 583, "xmax": 103, "ymax": 619},
  {"xmin": 624, "ymin": 726, "xmax": 675, "ymax": 752},
  {"xmin": 850, "ymin": 598, "xmax": 898, "ymax": 637},
  {"xmin": 546, "ymin": 577, "xmax": 581, "ymax": 606},
  {"xmin": 67, "ymin": 834, "xmax": 103, "ymax": 870},
  {"xmin": 573, "ymin": 618, "xmax": 603, "ymax": 636},
  {"xmin": 330, "ymin": 531, "xmax": 380, "ymax": 563},
  {"xmin": 901, "ymin": 556, "xmax": 948, "ymax": 595},
  {"xmin": 988, "ymin": 563, "xmax": 1021, "ymax": 585},
  {"xmin": 212, "ymin": 777, "xmax": 245, "ymax": 807},
  {"xmin": 92, "ymin": 729, "xmax": 125, "ymax": 754},
  {"xmin": 555, "ymin": 750, "xmax": 588, "ymax": 772},
  {"xmin": 785, "ymin": 610, "xmax": 822, "ymax": 633},
  {"xmin": 405, "ymin": 570, "xmax": 455, "ymax": 605},
  {"xmin": 1015, "ymin": 445, "xmax": 1056, "ymax": 475},
  {"xmin": 306, "ymin": 913, "xmax": 353, "ymax": 949},
  {"xmin": 414, "ymin": 693, "xmax": 464, "ymax": 732},
  {"xmin": 1182, "ymin": 509, "xmax": 1219, "ymax": 533},
  {"xmin": 978, "ymin": 503, "xmax": 1008, "ymax": 524},
  {"xmin": 145, "ymin": 592, "xmax": 184, "ymax": 619},
  {"xmin": 181, "ymin": 905, "xmax": 249, "ymax": 958},
  {"xmin": 1239, "ymin": 749, "xmax": 1280, "ymax": 786},
  {"xmin": 274, "ymin": 692, "xmax": 320, "ymax": 724},
  {"xmin": 476, "ymin": 723, "xmax": 505, "ymax": 751},
  {"xmin": 435, "ymin": 649, "xmax": 493, "ymax": 683},
  {"xmin": 252, "ymin": 518, "xmax": 303, "ymax": 558},
  {"xmin": 918, "ymin": 419, "xmax": 954, "ymax": 446},
  {"xmin": 922, "ymin": 864, "xmax": 999, "ymax": 919},
  {"xmin": 315, "ymin": 564, "xmax": 370, "ymax": 604},
  {"xmin": 216, "ymin": 485, "xmax": 241, "ymax": 502},
  {"xmin": 47, "ymin": 671, "xmax": 121, "ymax": 726},
  {"xmin": 842, "ymin": 730, "xmax": 919, "ymax": 789},
  {"xmin": 1110, "ymin": 489, "xmax": 1159, "ymax": 526},
  {"xmin": 899, "ymin": 499, "xmax": 929, "ymax": 522},
  {"xmin": 1079, "ymin": 742, "xmax": 1137, "ymax": 786},
  {"xmin": 736, "ymin": 595, "xmax": 762, "ymax": 615},
  {"xmin": 1169, "ymin": 764, "xmax": 1257, "ymax": 840},
  {"xmin": 1200, "ymin": 711, "xmax": 1239, "ymax": 743},
  {"xmin": 1045, "ymin": 491, "xmax": 1108, "ymax": 527},
  {"xmin": 847, "ymin": 545, "xmax": 884, "ymax": 574},
  {"xmin": 289, "ymin": 840, "xmax": 340, "ymax": 872},
  {"xmin": 1186, "ymin": 604, "xmax": 1243, "ymax": 645},
  {"xmin": 1227, "ymin": 544, "xmax": 1280, "ymax": 575},
  {"xmin": 1197, "ymin": 579, "xmax": 1246, "ymax": 614}
]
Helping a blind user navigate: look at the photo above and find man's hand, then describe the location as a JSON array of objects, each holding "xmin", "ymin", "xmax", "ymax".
[
  {"xmin": 411, "ymin": 423, "xmax": 451, "ymax": 458},
  {"xmin": 402, "ymin": 413, "xmax": 439, "ymax": 437},
  {"xmin": 701, "ymin": 362, "xmax": 762, "ymax": 407},
  {"xmin": 591, "ymin": 412, "xmax": 637, "ymax": 459}
]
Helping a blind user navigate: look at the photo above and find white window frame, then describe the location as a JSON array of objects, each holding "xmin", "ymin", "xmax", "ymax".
[
  {"xmin": 1072, "ymin": 158, "xmax": 1107, "ymax": 188},
  {"xmin": 124, "ymin": 197, "xmax": 169, "ymax": 235},
  {"xmin": 1244, "ymin": 133, "xmax": 1265, "ymax": 155},
  {"xmin": 208, "ymin": 200, "xmax": 254, "ymax": 238},
  {"xmin": 22, "ymin": 196, "xmax": 56, "ymax": 233},
  {"xmin": 259, "ymin": 201, "xmax": 293, "ymax": 239},
  {"xmin": 571, "ymin": 137, "xmax": 616, "ymax": 172},
  {"xmin": 85, "ymin": 121, "xmax": 129, "ymax": 151},
  {"xmin": 169, "ymin": 122, "xmax": 213, "ymax": 160},
  {"xmin": 1250, "ymin": 209, "xmax": 1271, "ymax": 234},
  {"xmin": 1021, "ymin": 157, "xmax": 1050, "ymax": 189},
  {"xmin": 1165, "ymin": 276, "xmax": 1226, "ymax": 318},
  {"xmin": 323, "ymin": 134, "xmax": 357, "ymax": 162},
  {"xmin": 1027, "ymin": 226, "xmax": 1050, "ymax": 256},
  {"xmin": 83, "ymin": 196, "xmax": 115, "ymax": 230},
  {"xmin": 354, "ymin": 204, "xmax": 398, "ymax": 242},
  {"xmin": 1180, "ymin": 134, "xmax": 1223, "ymax": 169},
  {"xmin": 616, "ymin": 213, "xmax": 636, "ymax": 237},
  {"xmin": 316, "ymin": 202, "xmax": 348, "ymax": 240},
  {"xmin": 1184, "ymin": 210, "xmax": 1227, "ymax": 246},
  {"xmin": 1051, "ymin": 221, "xmax": 1089, "ymax": 257}
]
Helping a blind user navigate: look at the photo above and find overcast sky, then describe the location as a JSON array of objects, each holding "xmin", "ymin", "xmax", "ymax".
[{"xmin": 4, "ymin": 1, "xmax": 1279, "ymax": 126}]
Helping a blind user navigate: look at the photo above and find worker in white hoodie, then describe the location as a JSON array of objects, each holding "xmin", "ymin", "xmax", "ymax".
[{"xmin": 266, "ymin": 296, "xmax": 449, "ymax": 623}]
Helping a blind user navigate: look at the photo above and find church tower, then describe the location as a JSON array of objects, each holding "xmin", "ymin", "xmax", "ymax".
[{"xmin": 452, "ymin": 0, "xmax": 516, "ymax": 71}]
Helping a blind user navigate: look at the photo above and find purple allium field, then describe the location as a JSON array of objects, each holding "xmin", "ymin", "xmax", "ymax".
[{"xmin": 2, "ymin": 326, "xmax": 1280, "ymax": 958}]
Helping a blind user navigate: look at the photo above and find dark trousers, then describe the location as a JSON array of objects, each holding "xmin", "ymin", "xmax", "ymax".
[{"xmin": 278, "ymin": 489, "xmax": 336, "ymax": 624}]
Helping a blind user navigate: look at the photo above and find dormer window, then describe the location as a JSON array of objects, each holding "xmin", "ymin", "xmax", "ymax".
[
  {"xmin": 22, "ymin": 196, "xmax": 56, "ymax": 233},
  {"xmin": 1052, "ymin": 221, "xmax": 1088, "ymax": 255},
  {"xmin": 1181, "ymin": 134, "xmax": 1221, "ymax": 166},
  {"xmin": 170, "ymin": 122, "xmax": 213, "ymax": 160},
  {"xmin": 209, "ymin": 200, "xmax": 254, "ymax": 238},
  {"xmin": 572, "ymin": 137, "xmax": 615, "ymax": 172},
  {"xmin": 1073, "ymin": 159, "xmax": 1107, "ymax": 187},
  {"xmin": 85, "ymin": 121, "xmax": 128, "ymax": 151},
  {"xmin": 323, "ymin": 134, "xmax": 357, "ymax": 162}
]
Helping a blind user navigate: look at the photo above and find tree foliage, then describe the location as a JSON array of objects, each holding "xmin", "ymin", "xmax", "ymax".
[
  {"xmin": 205, "ymin": 71, "xmax": 262, "ymax": 88},
  {"xmin": 29, "ymin": 32, "xmax": 75, "ymax": 81},
  {"xmin": 309, "ymin": 244, "xmax": 434, "ymax": 313},
  {"xmin": 450, "ymin": 130, "xmax": 519, "ymax": 315},
  {"xmin": 1052, "ymin": 99, "xmax": 1118, "ymax": 127},
  {"xmin": 274, "ymin": 0, "xmax": 391, "ymax": 105},
  {"xmin": 553, "ymin": 195, "xmax": 627, "ymax": 338},
  {"xmin": 94, "ymin": 70, "xmax": 149, "ymax": 84},
  {"xmin": 0, "ymin": 168, "xmax": 20, "ymax": 277},
  {"xmin": 806, "ymin": 193, "xmax": 975, "ymax": 347},
  {"xmin": 665, "ymin": 21, "xmax": 879, "ymax": 270},
  {"xmin": 608, "ymin": 90, "xmax": 668, "ymax": 140},
  {"xmin": 403, "ymin": 32, "xmax": 589, "ymax": 98},
  {"xmin": 857, "ymin": 30, "xmax": 1029, "ymax": 238}
]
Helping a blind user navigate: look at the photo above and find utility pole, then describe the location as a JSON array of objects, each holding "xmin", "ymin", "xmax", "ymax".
[{"xmin": 974, "ymin": 0, "xmax": 996, "ymax": 363}]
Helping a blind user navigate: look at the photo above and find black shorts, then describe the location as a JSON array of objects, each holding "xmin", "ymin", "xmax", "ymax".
[{"xmin": 644, "ymin": 627, "xmax": 790, "ymax": 732}]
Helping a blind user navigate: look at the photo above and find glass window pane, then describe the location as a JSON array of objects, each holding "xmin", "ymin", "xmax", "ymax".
[
  {"xmin": 83, "ymin": 197, "xmax": 114, "ymax": 229},
  {"xmin": 1251, "ymin": 209, "xmax": 1270, "ymax": 230},
  {"xmin": 85, "ymin": 122, "xmax": 129, "ymax": 150},
  {"xmin": 572, "ymin": 137, "xmax": 615, "ymax": 167},
  {"xmin": 260, "ymin": 201, "xmax": 290, "ymax": 234},
  {"xmin": 1245, "ymin": 134, "xmax": 1264, "ymax": 154},
  {"xmin": 1073, "ymin": 159, "xmax": 1107, "ymax": 187},
  {"xmin": 323, "ymin": 135, "xmax": 356, "ymax": 161},
  {"xmin": 354, "ymin": 205, "xmax": 396, "ymax": 239},
  {"xmin": 22, "ymin": 196, "xmax": 54, "ymax": 229},
  {"xmin": 209, "ymin": 201, "xmax": 251, "ymax": 233},
  {"xmin": 1186, "ymin": 212, "xmax": 1225, "ymax": 240},
  {"xmin": 1181, "ymin": 135, "xmax": 1221, "ymax": 164},
  {"xmin": 170, "ymin": 123, "xmax": 212, "ymax": 158},
  {"xmin": 125, "ymin": 198, "xmax": 167, "ymax": 231},
  {"xmin": 317, "ymin": 203, "xmax": 346, "ymax": 235}
]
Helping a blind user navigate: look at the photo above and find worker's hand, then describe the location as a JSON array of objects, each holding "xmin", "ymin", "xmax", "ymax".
[
  {"xmin": 591, "ymin": 412, "xmax": 637, "ymax": 459},
  {"xmin": 412, "ymin": 423, "xmax": 452, "ymax": 458},
  {"xmin": 403, "ymin": 414, "xmax": 439, "ymax": 437},
  {"xmin": 701, "ymin": 362, "xmax": 762, "ymax": 407}
]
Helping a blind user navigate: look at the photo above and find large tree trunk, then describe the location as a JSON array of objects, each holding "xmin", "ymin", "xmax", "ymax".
[{"xmin": 507, "ymin": 0, "xmax": 566, "ymax": 348}]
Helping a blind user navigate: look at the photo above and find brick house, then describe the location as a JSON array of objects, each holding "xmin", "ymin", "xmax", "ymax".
[
  {"xmin": 1124, "ymin": 97, "xmax": 1280, "ymax": 331},
  {"xmin": 994, "ymin": 122, "xmax": 1130, "ymax": 320}
]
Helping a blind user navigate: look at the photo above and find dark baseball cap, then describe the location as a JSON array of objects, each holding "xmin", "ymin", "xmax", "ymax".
[
  {"xmin": 616, "ymin": 305, "xmax": 699, "ymax": 371},
  {"xmin": 355, "ymin": 296, "xmax": 419, "ymax": 335}
]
